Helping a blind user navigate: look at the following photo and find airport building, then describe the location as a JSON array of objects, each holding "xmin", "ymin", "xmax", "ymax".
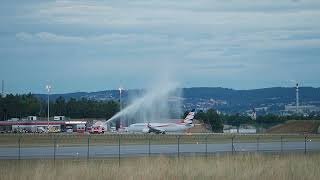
[
  {"xmin": 0, "ymin": 116, "xmax": 87, "ymax": 133},
  {"xmin": 223, "ymin": 124, "xmax": 257, "ymax": 134}
]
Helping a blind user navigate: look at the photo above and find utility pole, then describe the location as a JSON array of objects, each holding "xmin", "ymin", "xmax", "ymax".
[
  {"xmin": 119, "ymin": 88, "xmax": 122, "ymax": 112},
  {"xmin": 46, "ymin": 84, "xmax": 52, "ymax": 131},
  {"xmin": 1, "ymin": 80, "xmax": 4, "ymax": 98},
  {"xmin": 118, "ymin": 87, "xmax": 123, "ymax": 128},
  {"xmin": 1, "ymin": 80, "xmax": 5, "ymax": 121},
  {"xmin": 296, "ymin": 83, "xmax": 299, "ymax": 113}
]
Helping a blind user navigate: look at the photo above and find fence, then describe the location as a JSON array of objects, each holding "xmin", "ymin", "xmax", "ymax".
[{"xmin": 1, "ymin": 134, "xmax": 320, "ymax": 162}]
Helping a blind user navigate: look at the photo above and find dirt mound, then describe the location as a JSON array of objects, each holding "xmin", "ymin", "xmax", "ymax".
[
  {"xmin": 186, "ymin": 120, "xmax": 211, "ymax": 133},
  {"xmin": 266, "ymin": 120, "xmax": 320, "ymax": 134}
]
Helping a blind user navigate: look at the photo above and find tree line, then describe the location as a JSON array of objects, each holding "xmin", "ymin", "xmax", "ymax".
[
  {"xmin": 2, "ymin": 93, "xmax": 320, "ymax": 130},
  {"xmin": 0, "ymin": 94, "xmax": 119, "ymax": 120},
  {"xmin": 192, "ymin": 109, "xmax": 320, "ymax": 133}
]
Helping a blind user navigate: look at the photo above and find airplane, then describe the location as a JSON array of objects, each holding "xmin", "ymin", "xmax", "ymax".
[{"xmin": 127, "ymin": 109, "xmax": 195, "ymax": 134}]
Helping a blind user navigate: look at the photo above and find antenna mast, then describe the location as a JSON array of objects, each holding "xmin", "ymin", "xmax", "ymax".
[
  {"xmin": 296, "ymin": 83, "xmax": 299, "ymax": 113},
  {"xmin": 1, "ymin": 80, "xmax": 4, "ymax": 97}
]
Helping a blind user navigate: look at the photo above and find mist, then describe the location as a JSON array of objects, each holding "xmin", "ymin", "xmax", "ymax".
[{"xmin": 106, "ymin": 77, "xmax": 183, "ymax": 125}]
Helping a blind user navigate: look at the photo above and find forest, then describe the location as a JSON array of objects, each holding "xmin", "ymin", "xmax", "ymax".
[{"xmin": 0, "ymin": 94, "xmax": 119, "ymax": 120}]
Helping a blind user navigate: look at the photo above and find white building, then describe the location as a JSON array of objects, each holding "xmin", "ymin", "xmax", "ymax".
[
  {"xmin": 27, "ymin": 116, "xmax": 37, "ymax": 121},
  {"xmin": 54, "ymin": 116, "xmax": 65, "ymax": 121},
  {"xmin": 285, "ymin": 105, "xmax": 320, "ymax": 113}
]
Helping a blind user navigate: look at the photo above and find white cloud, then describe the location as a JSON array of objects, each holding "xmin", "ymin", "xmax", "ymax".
[
  {"xmin": 35, "ymin": 32, "xmax": 84, "ymax": 43},
  {"xmin": 15, "ymin": 32, "xmax": 170, "ymax": 45},
  {"xmin": 15, "ymin": 28, "xmax": 320, "ymax": 62},
  {"xmin": 15, "ymin": 32, "xmax": 33, "ymax": 40},
  {"xmin": 25, "ymin": 0, "xmax": 320, "ymax": 31},
  {"xmin": 4, "ymin": 0, "xmax": 320, "ymax": 92},
  {"xmin": 15, "ymin": 1, "xmax": 320, "ymax": 55},
  {"xmin": 16, "ymin": 32, "xmax": 81, "ymax": 42}
]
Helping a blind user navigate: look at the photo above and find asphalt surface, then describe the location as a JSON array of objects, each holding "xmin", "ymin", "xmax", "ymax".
[{"xmin": 1, "ymin": 141, "xmax": 320, "ymax": 159}]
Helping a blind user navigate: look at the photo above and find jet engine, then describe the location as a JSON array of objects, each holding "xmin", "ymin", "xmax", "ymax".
[{"xmin": 142, "ymin": 128, "xmax": 150, "ymax": 133}]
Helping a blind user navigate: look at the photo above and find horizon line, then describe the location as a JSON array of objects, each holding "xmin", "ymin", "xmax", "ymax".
[{"xmin": 3, "ymin": 86, "xmax": 319, "ymax": 95}]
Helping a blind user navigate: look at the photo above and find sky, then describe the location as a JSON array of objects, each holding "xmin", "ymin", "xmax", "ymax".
[{"xmin": 1, "ymin": 0, "xmax": 320, "ymax": 94}]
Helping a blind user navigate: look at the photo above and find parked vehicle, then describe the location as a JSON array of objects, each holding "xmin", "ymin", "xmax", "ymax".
[
  {"xmin": 77, "ymin": 125, "xmax": 86, "ymax": 133},
  {"xmin": 87, "ymin": 126, "xmax": 105, "ymax": 134}
]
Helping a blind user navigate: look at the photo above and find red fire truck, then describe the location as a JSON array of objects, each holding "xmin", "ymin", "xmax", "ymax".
[{"xmin": 87, "ymin": 126, "xmax": 105, "ymax": 134}]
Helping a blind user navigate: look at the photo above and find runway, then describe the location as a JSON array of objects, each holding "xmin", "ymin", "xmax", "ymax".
[{"xmin": 1, "ymin": 141, "xmax": 320, "ymax": 159}]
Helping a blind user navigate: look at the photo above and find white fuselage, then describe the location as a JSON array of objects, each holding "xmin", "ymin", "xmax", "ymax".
[{"xmin": 127, "ymin": 122, "xmax": 193, "ymax": 133}]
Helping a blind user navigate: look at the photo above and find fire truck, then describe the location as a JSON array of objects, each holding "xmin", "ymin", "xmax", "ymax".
[{"xmin": 87, "ymin": 126, "xmax": 105, "ymax": 134}]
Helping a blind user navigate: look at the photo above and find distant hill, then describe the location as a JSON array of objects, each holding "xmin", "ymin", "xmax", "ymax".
[
  {"xmin": 182, "ymin": 87, "xmax": 320, "ymax": 113},
  {"xmin": 34, "ymin": 87, "xmax": 320, "ymax": 114},
  {"xmin": 34, "ymin": 89, "xmax": 142, "ymax": 101},
  {"xmin": 35, "ymin": 87, "xmax": 320, "ymax": 101},
  {"xmin": 183, "ymin": 87, "xmax": 320, "ymax": 105}
]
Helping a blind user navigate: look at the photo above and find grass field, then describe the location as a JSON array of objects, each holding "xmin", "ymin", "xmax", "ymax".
[
  {"xmin": 1, "ymin": 133, "xmax": 320, "ymax": 148},
  {"xmin": 0, "ymin": 154, "xmax": 319, "ymax": 180},
  {"xmin": 267, "ymin": 120, "xmax": 320, "ymax": 134}
]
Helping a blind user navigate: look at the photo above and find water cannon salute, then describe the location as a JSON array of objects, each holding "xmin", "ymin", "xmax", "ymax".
[
  {"xmin": 1, "ymin": 0, "xmax": 320, "ymax": 179},
  {"xmin": 105, "ymin": 77, "xmax": 186, "ymax": 133}
]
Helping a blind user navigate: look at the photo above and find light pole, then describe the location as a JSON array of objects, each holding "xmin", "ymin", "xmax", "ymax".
[
  {"xmin": 118, "ymin": 87, "xmax": 123, "ymax": 127},
  {"xmin": 46, "ymin": 85, "xmax": 52, "ymax": 131}
]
